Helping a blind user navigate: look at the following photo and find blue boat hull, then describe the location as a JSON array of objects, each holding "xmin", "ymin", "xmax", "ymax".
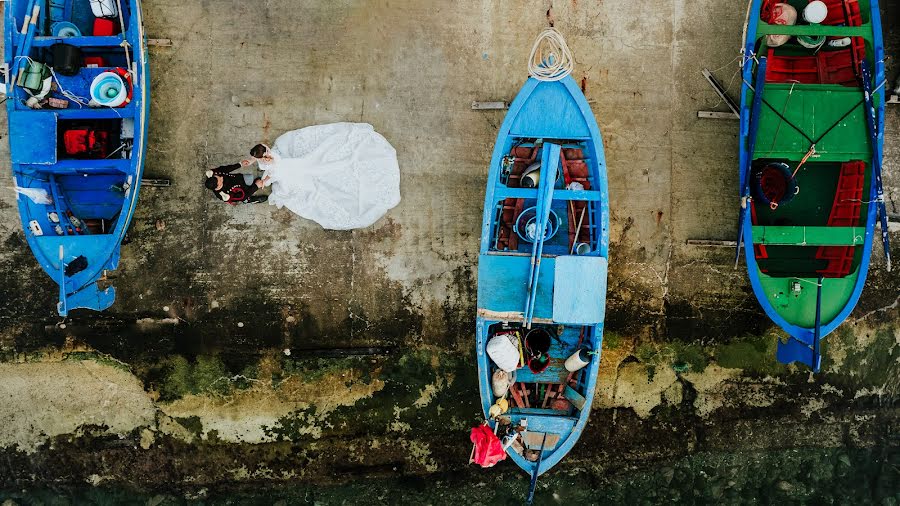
[
  {"xmin": 4, "ymin": 0, "xmax": 149, "ymax": 315},
  {"xmin": 476, "ymin": 75, "xmax": 609, "ymax": 476}
]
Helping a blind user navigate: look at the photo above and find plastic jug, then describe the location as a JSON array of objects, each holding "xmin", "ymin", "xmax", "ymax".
[{"xmin": 89, "ymin": 0, "xmax": 118, "ymax": 18}]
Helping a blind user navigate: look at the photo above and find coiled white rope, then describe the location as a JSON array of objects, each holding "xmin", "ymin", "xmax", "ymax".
[{"xmin": 527, "ymin": 28, "xmax": 574, "ymax": 81}]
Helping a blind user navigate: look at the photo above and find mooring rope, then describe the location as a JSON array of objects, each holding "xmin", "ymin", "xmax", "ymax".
[
  {"xmin": 527, "ymin": 28, "xmax": 574, "ymax": 81},
  {"xmin": 114, "ymin": 0, "xmax": 133, "ymax": 76}
]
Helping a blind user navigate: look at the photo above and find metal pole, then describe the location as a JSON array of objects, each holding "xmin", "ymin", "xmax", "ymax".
[{"xmin": 812, "ymin": 276, "xmax": 823, "ymax": 373}]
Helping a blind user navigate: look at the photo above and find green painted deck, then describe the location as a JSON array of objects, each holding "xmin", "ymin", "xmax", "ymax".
[
  {"xmin": 752, "ymin": 86, "xmax": 871, "ymax": 162},
  {"xmin": 753, "ymin": 163, "xmax": 844, "ymax": 226},
  {"xmin": 756, "ymin": 273, "xmax": 858, "ymax": 328}
]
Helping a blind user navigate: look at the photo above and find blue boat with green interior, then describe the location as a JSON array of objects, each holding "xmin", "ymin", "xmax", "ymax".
[
  {"xmin": 4, "ymin": 0, "xmax": 149, "ymax": 315},
  {"xmin": 736, "ymin": 0, "xmax": 886, "ymax": 372},
  {"xmin": 476, "ymin": 73, "xmax": 609, "ymax": 480}
]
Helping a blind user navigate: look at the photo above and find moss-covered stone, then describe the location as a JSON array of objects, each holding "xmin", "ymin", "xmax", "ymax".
[
  {"xmin": 150, "ymin": 355, "xmax": 234, "ymax": 401},
  {"xmin": 712, "ymin": 331, "xmax": 784, "ymax": 376}
]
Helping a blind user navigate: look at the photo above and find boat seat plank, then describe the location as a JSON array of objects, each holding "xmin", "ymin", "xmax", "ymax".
[
  {"xmin": 477, "ymin": 254, "xmax": 554, "ymax": 321},
  {"xmin": 507, "ymin": 414, "xmax": 577, "ymax": 450},
  {"xmin": 33, "ymin": 234, "xmax": 117, "ymax": 268},
  {"xmin": 57, "ymin": 173, "xmax": 127, "ymax": 188},
  {"xmin": 19, "ymin": 106, "xmax": 137, "ymax": 120},
  {"xmin": 9, "ymin": 111, "xmax": 57, "ymax": 164},
  {"xmin": 751, "ymin": 226, "xmax": 865, "ymax": 246},
  {"xmin": 553, "ymin": 256, "xmax": 607, "ymax": 325},
  {"xmin": 32, "ymin": 36, "xmax": 125, "ymax": 48},
  {"xmin": 515, "ymin": 365, "xmax": 569, "ymax": 384},
  {"xmin": 508, "ymin": 407, "xmax": 569, "ymax": 416},
  {"xmin": 755, "ymin": 23, "xmax": 870, "ymax": 38},
  {"xmin": 493, "ymin": 187, "xmax": 602, "ymax": 202},
  {"xmin": 21, "ymin": 159, "xmax": 131, "ymax": 174}
]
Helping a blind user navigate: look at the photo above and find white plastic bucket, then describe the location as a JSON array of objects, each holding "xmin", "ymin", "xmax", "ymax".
[
  {"xmin": 90, "ymin": 72, "xmax": 127, "ymax": 107},
  {"xmin": 803, "ymin": 1, "xmax": 828, "ymax": 24},
  {"xmin": 90, "ymin": 0, "xmax": 118, "ymax": 18}
]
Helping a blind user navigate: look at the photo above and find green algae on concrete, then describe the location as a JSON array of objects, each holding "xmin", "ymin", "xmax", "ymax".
[
  {"xmin": 712, "ymin": 331, "xmax": 785, "ymax": 376},
  {"xmin": 264, "ymin": 349, "xmax": 479, "ymax": 444},
  {"xmin": 635, "ymin": 341, "xmax": 709, "ymax": 379},
  {"xmin": 151, "ymin": 355, "xmax": 232, "ymax": 401},
  {"xmin": 824, "ymin": 323, "xmax": 899, "ymax": 390}
]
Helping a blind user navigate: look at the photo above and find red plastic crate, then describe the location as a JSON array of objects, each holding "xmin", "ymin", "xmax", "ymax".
[
  {"xmin": 749, "ymin": 202, "xmax": 770, "ymax": 266},
  {"xmin": 93, "ymin": 18, "xmax": 118, "ymax": 36},
  {"xmin": 766, "ymin": 50, "xmax": 820, "ymax": 84},
  {"xmin": 766, "ymin": 45, "xmax": 865, "ymax": 87},
  {"xmin": 821, "ymin": 0, "xmax": 862, "ymax": 26},
  {"xmin": 83, "ymin": 56, "xmax": 105, "ymax": 67},
  {"xmin": 816, "ymin": 161, "xmax": 866, "ymax": 277}
]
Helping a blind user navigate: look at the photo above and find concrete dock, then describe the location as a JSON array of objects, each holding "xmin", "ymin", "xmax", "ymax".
[{"xmin": 0, "ymin": 1, "xmax": 897, "ymax": 502}]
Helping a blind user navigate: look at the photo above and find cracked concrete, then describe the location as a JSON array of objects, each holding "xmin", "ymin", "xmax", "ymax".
[{"xmin": 0, "ymin": 0, "xmax": 898, "ymax": 502}]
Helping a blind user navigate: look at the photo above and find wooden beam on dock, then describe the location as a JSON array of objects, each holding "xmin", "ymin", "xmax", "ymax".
[
  {"xmin": 698, "ymin": 110, "xmax": 739, "ymax": 120},
  {"xmin": 686, "ymin": 239, "xmax": 738, "ymax": 247},
  {"xmin": 472, "ymin": 101, "xmax": 509, "ymax": 110}
]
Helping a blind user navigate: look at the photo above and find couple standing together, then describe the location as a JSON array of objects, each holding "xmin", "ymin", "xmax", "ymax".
[{"xmin": 201, "ymin": 123, "xmax": 402, "ymax": 231}]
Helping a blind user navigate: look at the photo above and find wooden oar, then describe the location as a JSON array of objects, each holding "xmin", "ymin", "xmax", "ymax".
[
  {"xmin": 859, "ymin": 60, "xmax": 891, "ymax": 272},
  {"xmin": 524, "ymin": 143, "xmax": 560, "ymax": 326},
  {"xmin": 12, "ymin": 0, "xmax": 41, "ymax": 87}
]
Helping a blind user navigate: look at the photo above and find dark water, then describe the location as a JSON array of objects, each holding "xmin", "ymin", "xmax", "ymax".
[{"xmin": 2, "ymin": 447, "xmax": 898, "ymax": 505}]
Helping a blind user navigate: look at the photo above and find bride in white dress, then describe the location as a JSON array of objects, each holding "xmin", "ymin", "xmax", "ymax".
[{"xmin": 253, "ymin": 123, "xmax": 401, "ymax": 230}]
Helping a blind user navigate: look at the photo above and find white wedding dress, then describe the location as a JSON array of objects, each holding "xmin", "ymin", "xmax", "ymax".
[{"xmin": 259, "ymin": 123, "xmax": 401, "ymax": 230}]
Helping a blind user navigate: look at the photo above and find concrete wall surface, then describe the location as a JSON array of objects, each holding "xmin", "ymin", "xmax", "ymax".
[{"xmin": 0, "ymin": 1, "xmax": 897, "ymax": 503}]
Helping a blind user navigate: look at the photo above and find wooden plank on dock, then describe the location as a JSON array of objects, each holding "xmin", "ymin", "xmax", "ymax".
[{"xmin": 472, "ymin": 101, "xmax": 509, "ymax": 110}]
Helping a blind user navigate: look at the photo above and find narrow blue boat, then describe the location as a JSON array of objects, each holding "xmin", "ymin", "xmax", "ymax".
[
  {"xmin": 476, "ymin": 75, "xmax": 609, "ymax": 478},
  {"xmin": 737, "ymin": 0, "xmax": 886, "ymax": 371},
  {"xmin": 4, "ymin": 0, "xmax": 149, "ymax": 315}
]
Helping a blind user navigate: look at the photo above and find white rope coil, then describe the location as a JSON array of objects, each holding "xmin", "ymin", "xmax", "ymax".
[{"xmin": 527, "ymin": 28, "xmax": 574, "ymax": 81}]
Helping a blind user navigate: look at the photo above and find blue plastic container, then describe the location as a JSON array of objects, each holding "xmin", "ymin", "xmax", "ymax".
[{"xmin": 51, "ymin": 21, "xmax": 81, "ymax": 37}]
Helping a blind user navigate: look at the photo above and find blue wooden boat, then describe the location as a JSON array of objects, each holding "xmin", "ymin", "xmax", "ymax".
[
  {"xmin": 737, "ymin": 0, "xmax": 886, "ymax": 371},
  {"xmin": 4, "ymin": 0, "xmax": 149, "ymax": 315},
  {"xmin": 476, "ymin": 75, "xmax": 608, "ymax": 478}
]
